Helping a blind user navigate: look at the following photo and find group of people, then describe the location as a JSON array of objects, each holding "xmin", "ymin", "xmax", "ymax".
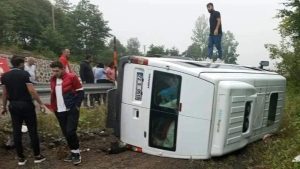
[
  {"xmin": 79, "ymin": 53, "xmax": 116, "ymax": 107},
  {"xmin": 0, "ymin": 47, "xmax": 117, "ymax": 166}
]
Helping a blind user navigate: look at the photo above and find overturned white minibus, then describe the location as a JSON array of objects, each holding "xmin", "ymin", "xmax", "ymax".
[{"xmin": 107, "ymin": 56, "xmax": 286, "ymax": 159}]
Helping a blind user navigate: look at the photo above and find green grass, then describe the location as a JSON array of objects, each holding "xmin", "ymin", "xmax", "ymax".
[
  {"xmin": 257, "ymin": 84, "xmax": 300, "ymax": 169},
  {"xmin": 0, "ymin": 105, "xmax": 107, "ymax": 141}
]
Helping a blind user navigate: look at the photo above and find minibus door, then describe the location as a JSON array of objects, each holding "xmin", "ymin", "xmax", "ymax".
[{"xmin": 148, "ymin": 70, "xmax": 181, "ymax": 151}]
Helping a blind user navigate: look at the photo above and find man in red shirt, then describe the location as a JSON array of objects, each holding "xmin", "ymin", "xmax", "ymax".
[
  {"xmin": 49, "ymin": 61, "xmax": 84, "ymax": 165},
  {"xmin": 59, "ymin": 49, "xmax": 72, "ymax": 73}
]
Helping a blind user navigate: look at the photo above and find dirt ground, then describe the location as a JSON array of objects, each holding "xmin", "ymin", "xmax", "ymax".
[{"xmin": 0, "ymin": 130, "xmax": 270, "ymax": 169}]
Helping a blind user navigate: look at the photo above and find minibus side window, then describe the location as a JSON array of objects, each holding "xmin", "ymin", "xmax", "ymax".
[
  {"xmin": 243, "ymin": 101, "xmax": 251, "ymax": 133},
  {"xmin": 267, "ymin": 93, "xmax": 278, "ymax": 126},
  {"xmin": 151, "ymin": 72, "xmax": 181, "ymax": 110}
]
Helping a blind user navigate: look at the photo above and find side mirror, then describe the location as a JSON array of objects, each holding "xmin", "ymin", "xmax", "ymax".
[{"xmin": 259, "ymin": 61, "xmax": 269, "ymax": 69}]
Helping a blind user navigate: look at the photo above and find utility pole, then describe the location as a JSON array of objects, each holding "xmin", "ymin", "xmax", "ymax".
[
  {"xmin": 50, "ymin": 0, "xmax": 56, "ymax": 30},
  {"xmin": 113, "ymin": 36, "xmax": 118, "ymax": 67}
]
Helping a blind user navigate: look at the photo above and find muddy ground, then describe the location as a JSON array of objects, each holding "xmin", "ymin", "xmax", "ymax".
[{"xmin": 0, "ymin": 129, "xmax": 270, "ymax": 169}]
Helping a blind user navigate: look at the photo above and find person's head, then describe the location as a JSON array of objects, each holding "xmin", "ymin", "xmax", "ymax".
[
  {"xmin": 207, "ymin": 3, "xmax": 214, "ymax": 13},
  {"xmin": 108, "ymin": 62, "xmax": 114, "ymax": 68},
  {"xmin": 85, "ymin": 55, "xmax": 93, "ymax": 62},
  {"xmin": 27, "ymin": 57, "xmax": 35, "ymax": 66},
  {"xmin": 62, "ymin": 49, "xmax": 70, "ymax": 58},
  {"xmin": 50, "ymin": 61, "xmax": 65, "ymax": 78},
  {"xmin": 167, "ymin": 76, "xmax": 178, "ymax": 87},
  {"xmin": 11, "ymin": 55, "xmax": 25, "ymax": 69},
  {"xmin": 97, "ymin": 63, "xmax": 104, "ymax": 68}
]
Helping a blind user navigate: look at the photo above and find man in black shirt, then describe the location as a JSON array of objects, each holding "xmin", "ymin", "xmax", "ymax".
[
  {"xmin": 80, "ymin": 55, "xmax": 95, "ymax": 107},
  {"xmin": 1, "ymin": 55, "xmax": 46, "ymax": 166},
  {"xmin": 207, "ymin": 2, "xmax": 223, "ymax": 63}
]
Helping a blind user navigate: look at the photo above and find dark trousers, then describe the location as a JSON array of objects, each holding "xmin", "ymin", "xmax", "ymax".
[
  {"xmin": 9, "ymin": 101, "xmax": 40, "ymax": 158},
  {"xmin": 55, "ymin": 107, "xmax": 80, "ymax": 150},
  {"xmin": 208, "ymin": 34, "xmax": 222, "ymax": 59}
]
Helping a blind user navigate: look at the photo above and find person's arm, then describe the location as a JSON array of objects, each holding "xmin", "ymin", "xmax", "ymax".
[
  {"xmin": 23, "ymin": 71, "xmax": 45, "ymax": 111},
  {"xmin": 79, "ymin": 63, "xmax": 85, "ymax": 83},
  {"xmin": 106, "ymin": 68, "xmax": 113, "ymax": 80},
  {"xmin": 59, "ymin": 56, "xmax": 67, "ymax": 68},
  {"xmin": 1, "ymin": 85, "xmax": 8, "ymax": 115},
  {"xmin": 214, "ymin": 12, "xmax": 222, "ymax": 35},
  {"xmin": 72, "ymin": 75, "xmax": 84, "ymax": 108},
  {"xmin": 26, "ymin": 83, "xmax": 45, "ymax": 111},
  {"xmin": 34, "ymin": 65, "xmax": 38, "ymax": 82}
]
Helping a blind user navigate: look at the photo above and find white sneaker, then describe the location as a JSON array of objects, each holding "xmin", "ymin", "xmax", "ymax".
[
  {"xmin": 18, "ymin": 158, "xmax": 27, "ymax": 166},
  {"xmin": 215, "ymin": 58, "xmax": 223, "ymax": 63},
  {"xmin": 292, "ymin": 155, "xmax": 300, "ymax": 162},
  {"xmin": 205, "ymin": 58, "xmax": 213, "ymax": 63}
]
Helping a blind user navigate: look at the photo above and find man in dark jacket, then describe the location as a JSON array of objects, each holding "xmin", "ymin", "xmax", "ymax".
[
  {"xmin": 79, "ymin": 55, "xmax": 95, "ymax": 106},
  {"xmin": 49, "ymin": 61, "xmax": 84, "ymax": 165}
]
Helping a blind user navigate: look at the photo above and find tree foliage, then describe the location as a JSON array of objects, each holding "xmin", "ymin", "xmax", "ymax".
[
  {"xmin": 277, "ymin": 0, "xmax": 300, "ymax": 39},
  {"xmin": 266, "ymin": 0, "xmax": 300, "ymax": 86},
  {"xmin": 186, "ymin": 15, "xmax": 239, "ymax": 63},
  {"xmin": 72, "ymin": 0, "xmax": 111, "ymax": 57},
  {"xmin": 166, "ymin": 47, "xmax": 179, "ymax": 56},
  {"xmin": 0, "ymin": 0, "xmax": 111, "ymax": 62},
  {"xmin": 126, "ymin": 37, "xmax": 141, "ymax": 55},
  {"xmin": 146, "ymin": 44, "xmax": 166, "ymax": 56}
]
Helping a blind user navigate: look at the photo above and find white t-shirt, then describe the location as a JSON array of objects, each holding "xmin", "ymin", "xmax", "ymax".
[
  {"xmin": 24, "ymin": 63, "xmax": 36, "ymax": 82},
  {"xmin": 56, "ymin": 78, "xmax": 67, "ymax": 112}
]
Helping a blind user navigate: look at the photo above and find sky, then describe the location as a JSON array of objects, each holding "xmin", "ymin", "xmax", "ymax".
[{"xmin": 68, "ymin": 0, "xmax": 284, "ymax": 68}]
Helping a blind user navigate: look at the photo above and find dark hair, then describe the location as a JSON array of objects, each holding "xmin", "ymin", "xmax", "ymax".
[
  {"xmin": 97, "ymin": 63, "xmax": 104, "ymax": 68},
  {"xmin": 11, "ymin": 55, "xmax": 25, "ymax": 68},
  {"xmin": 50, "ymin": 61, "xmax": 64, "ymax": 69},
  {"xmin": 108, "ymin": 62, "xmax": 114, "ymax": 68},
  {"xmin": 207, "ymin": 2, "xmax": 213, "ymax": 7},
  {"xmin": 85, "ymin": 55, "xmax": 92, "ymax": 60}
]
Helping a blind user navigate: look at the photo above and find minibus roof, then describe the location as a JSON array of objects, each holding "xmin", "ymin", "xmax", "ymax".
[{"xmin": 140, "ymin": 57, "xmax": 278, "ymax": 77}]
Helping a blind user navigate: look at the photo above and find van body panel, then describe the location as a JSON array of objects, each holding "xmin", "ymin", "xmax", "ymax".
[{"xmin": 114, "ymin": 56, "xmax": 286, "ymax": 159}]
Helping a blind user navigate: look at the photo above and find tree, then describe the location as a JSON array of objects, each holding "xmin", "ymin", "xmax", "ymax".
[
  {"xmin": 147, "ymin": 44, "xmax": 165, "ymax": 56},
  {"xmin": 39, "ymin": 26, "xmax": 68, "ymax": 55},
  {"xmin": 166, "ymin": 47, "xmax": 179, "ymax": 56},
  {"xmin": 277, "ymin": 0, "xmax": 300, "ymax": 39},
  {"xmin": 222, "ymin": 31, "xmax": 239, "ymax": 64},
  {"xmin": 266, "ymin": 0, "xmax": 300, "ymax": 87},
  {"xmin": 126, "ymin": 37, "xmax": 141, "ymax": 55},
  {"xmin": 183, "ymin": 43, "xmax": 202, "ymax": 60},
  {"xmin": 0, "ymin": 0, "xmax": 112, "ymax": 62},
  {"xmin": 0, "ymin": 0, "xmax": 16, "ymax": 45},
  {"xmin": 13, "ymin": 0, "xmax": 53, "ymax": 50},
  {"xmin": 55, "ymin": 0, "xmax": 72, "ymax": 12},
  {"xmin": 71, "ymin": 0, "xmax": 111, "ymax": 57},
  {"xmin": 190, "ymin": 15, "xmax": 209, "ymax": 60},
  {"xmin": 187, "ymin": 15, "xmax": 239, "ymax": 63}
]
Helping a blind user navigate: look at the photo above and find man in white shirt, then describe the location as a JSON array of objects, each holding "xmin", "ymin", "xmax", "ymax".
[
  {"xmin": 25, "ymin": 57, "xmax": 38, "ymax": 83},
  {"xmin": 49, "ymin": 61, "xmax": 84, "ymax": 165}
]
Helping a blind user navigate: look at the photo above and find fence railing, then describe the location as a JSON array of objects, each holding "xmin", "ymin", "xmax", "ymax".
[{"xmin": 0, "ymin": 83, "xmax": 115, "ymax": 104}]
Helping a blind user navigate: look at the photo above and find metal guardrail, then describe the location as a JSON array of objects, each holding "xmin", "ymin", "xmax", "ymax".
[{"xmin": 0, "ymin": 83, "xmax": 115, "ymax": 104}]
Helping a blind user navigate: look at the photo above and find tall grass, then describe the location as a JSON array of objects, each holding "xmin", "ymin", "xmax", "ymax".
[
  {"xmin": 0, "ymin": 105, "xmax": 107, "ymax": 141},
  {"xmin": 260, "ymin": 83, "xmax": 300, "ymax": 169}
]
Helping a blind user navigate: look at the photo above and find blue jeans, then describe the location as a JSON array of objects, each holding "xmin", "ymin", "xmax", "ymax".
[{"xmin": 208, "ymin": 34, "xmax": 222, "ymax": 59}]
